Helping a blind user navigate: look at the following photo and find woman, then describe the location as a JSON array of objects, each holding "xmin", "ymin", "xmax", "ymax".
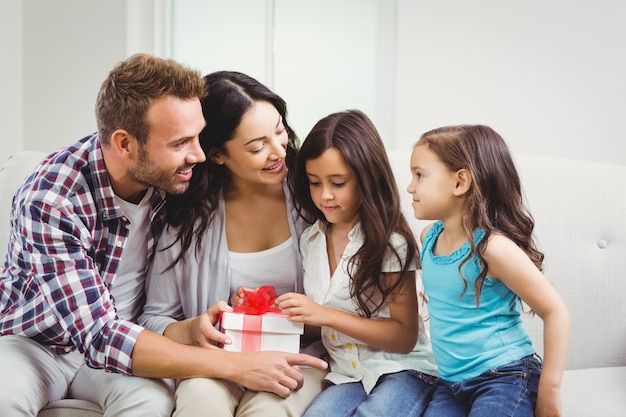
[{"xmin": 140, "ymin": 71, "xmax": 327, "ymax": 417}]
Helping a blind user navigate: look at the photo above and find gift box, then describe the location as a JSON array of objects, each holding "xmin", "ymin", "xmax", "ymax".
[
  {"xmin": 220, "ymin": 286, "xmax": 304, "ymax": 353},
  {"xmin": 221, "ymin": 311, "xmax": 304, "ymax": 353}
]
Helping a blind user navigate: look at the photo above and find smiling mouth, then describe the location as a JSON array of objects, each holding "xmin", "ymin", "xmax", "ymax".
[
  {"xmin": 176, "ymin": 166, "xmax": 194, "ymax": 178},
  {"xmin": 263, "ymin": 160, "xmax": 283, "ymax": 170}
]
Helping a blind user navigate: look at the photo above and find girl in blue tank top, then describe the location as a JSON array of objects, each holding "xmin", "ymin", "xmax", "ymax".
[{"xmin": 406, "ymin": 125, "xmax": 571, "ymax": 417}]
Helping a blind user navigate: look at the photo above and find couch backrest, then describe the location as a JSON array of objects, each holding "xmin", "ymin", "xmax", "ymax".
[{"xmin": 387, "ymin": 149, "xmax": 626, "ymax": 370}]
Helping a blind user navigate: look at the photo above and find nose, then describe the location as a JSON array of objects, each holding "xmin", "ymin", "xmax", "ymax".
[
  {"xmin": 407, "ymin": 178, "xmax": 416, "ymax": 194},
  {"xmin": 270, "ymin": 136, "xmax": 287, "ymax": 159},
  {"xmin": 188, "ymin": 137, "xmax": 206, "ymax": 164},
  {"xmin": 321, "ymin": 184, "xmax": 333, "ymax": 200}
]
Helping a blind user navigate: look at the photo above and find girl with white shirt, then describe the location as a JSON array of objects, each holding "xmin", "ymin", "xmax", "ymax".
[{"xmin": 276, "ymin": 110, "xmax": 439, "ymax": 417}]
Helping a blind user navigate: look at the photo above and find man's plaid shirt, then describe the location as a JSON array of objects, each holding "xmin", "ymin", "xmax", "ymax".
[{"xmin": 0, "ymin": 134, "xmax": 167, "ymax": 374}]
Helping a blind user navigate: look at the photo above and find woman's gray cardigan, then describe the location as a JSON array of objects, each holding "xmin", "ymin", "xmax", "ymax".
[{"xmin": 139, "ymin": 183, "xmax": 305, "ymax": 335}]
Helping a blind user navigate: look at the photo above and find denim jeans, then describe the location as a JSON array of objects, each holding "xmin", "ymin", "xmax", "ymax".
[
  {"xmin": 424, "ymin": 355, "xmax": 542, "ymax": 417},
  {"xmin": 303, "ymin": 370, "xmax": 437, "ymax": 417}
]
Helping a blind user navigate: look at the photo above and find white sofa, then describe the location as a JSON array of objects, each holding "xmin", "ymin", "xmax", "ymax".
[{"xmin": 1, "ymin": 150, "xmax": 625, "ymax": 417}]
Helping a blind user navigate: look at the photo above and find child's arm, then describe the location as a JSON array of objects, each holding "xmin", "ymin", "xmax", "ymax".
[
  {"xmin": 276, "ymin": 272, "xmax": 419, "ymax": 354},
  {"xmin": 485, "ymin": 234, "xmax": 571, "ymax": 417}
]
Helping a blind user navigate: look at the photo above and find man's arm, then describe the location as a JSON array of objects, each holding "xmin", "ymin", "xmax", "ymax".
[{"xmin": 131, "ymin": 329, "xmax": 328, "ymax": 398}]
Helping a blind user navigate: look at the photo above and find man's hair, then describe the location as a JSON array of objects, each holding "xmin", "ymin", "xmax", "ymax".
[{"xmin": 95, "ymin": 53, "xmax": 206, "ymax": 145}]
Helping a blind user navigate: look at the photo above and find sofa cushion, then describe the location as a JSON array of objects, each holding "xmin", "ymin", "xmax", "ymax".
[
  {"xmin": 561, "ymin": 366, "xmax": 626, "ymax": 417},
  {"xmin": 38, "ymin": 399, "xmax": 103, "ymax": 417}
]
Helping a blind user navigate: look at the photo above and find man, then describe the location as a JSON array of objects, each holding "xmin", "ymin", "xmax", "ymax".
[{"xmin": 0, "ymin": 53, "xmax": 326, "ymax": 416}]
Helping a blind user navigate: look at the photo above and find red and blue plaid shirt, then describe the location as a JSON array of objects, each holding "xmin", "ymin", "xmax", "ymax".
[{"xmin": 0, "ymin": 134, "xmax": 167, "ymax": 374}]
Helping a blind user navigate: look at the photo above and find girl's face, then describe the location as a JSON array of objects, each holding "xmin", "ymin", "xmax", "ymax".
[
  {"xmin": 211, "ymin": 100, "xmax": 288, "ymax": 186},
  {"xmin": 305, "ymin": 147, "xmax": 361, "ymax": 229},
  {"xmin": 407, "ymin": 144, "xmax": 459, "ymax": 220}
]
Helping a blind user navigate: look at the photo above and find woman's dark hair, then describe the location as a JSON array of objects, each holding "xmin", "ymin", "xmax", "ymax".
[
  {"xmin": 416, "ymin": 125, "xmax": 544, "ymax": 305},
  {"xmin": 294, "ymin": 109, "xmax": 418, "ymax": 317},
  {"xmin": 166, "ymin": 71, "xmax": 298, "ymax": 262}
]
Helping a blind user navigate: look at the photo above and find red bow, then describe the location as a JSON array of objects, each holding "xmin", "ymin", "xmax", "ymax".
[{"xmin": 233, "ymin": 285, "xmax": 281, "ymax": 315}]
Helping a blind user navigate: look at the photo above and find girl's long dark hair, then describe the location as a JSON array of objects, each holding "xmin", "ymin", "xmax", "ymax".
[
  {"xmin": 166, "ymin": 71, "xmax": 298, "ymax": 264},
  {"xmin": 417, "ymin": 125, "xmax": 544, "ymax": 305},
  {"xmin": 295, "ymin": 109, "xmax": 418, "ymax": 317}
]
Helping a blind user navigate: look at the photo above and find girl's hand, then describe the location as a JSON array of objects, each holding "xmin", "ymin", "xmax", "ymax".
[
  {"xmin": 276, "ymin": 292, "xmax": 328, "ymax": 327},
  {"xmin": 535, "ymin": 385, "xmax": 562, "ymax": 417},
  {"xmin": 230, "ymin": 286, "xmax": 254, "ymax": 307}
]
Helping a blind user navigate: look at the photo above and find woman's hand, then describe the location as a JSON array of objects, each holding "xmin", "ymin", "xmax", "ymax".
[{"xmin": 164, "ymin": 300, "xmax": 233, "ymax": 348}]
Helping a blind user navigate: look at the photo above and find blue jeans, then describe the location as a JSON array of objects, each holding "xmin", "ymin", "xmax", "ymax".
[
  {"xmin": 424, "ymin": 355, "xmax": 542, "ymax": 417},
  {"xmin": 303, "ymin": 370, "xmax": 437, "ymax": 417}
]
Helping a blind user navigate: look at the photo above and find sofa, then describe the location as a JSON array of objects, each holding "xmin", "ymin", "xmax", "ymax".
[{"xmin": 1, "ymin": 149, "xmax": 625, "ymax": 417}]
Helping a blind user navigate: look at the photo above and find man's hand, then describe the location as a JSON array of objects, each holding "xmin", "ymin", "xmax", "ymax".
[
  {"xmin": 133, "ymin": 329, "xmax": 328, "ymax": 398},
  {"xmin": 229, "ymin": 351, "xmax": 328, "ymax": 398}
]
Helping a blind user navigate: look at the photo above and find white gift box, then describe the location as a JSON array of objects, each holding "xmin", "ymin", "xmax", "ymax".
[{"xmin": 221, "ymin": 311, "xmax": 304, "ymax": 353}]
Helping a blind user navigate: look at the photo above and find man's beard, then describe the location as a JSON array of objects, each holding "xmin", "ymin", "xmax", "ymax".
[{"xmin": 128, "ymin": 145, "xmax": 190, "ymax": 195}]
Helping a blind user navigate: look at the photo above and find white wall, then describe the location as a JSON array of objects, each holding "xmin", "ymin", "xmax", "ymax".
[
  {"xmin": 2, "ymin": 1, "xmax": 625, "ymax": 166},
  {"xmin": 396, "ymin": 0, "xmax": 626, "ymax": 165},
  {"xmin": 1, "ymin": 0, "xmax": 168, "ymax": 154},
  {"xmin": 0, "ymin": 1, "xmax": 23, "ymax": 158},
  {"xmin": 171, "ymin": 0, "xmax": 388, "ymax": 148},
  {"xmin": 21, "ymin": 1, "xmax": 129, "ymax": 152}
]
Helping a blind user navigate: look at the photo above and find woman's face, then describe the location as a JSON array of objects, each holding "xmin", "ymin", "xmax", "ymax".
[{"xmin": 211, "ymin": 100, "xmax": 288, "ymax": 186}]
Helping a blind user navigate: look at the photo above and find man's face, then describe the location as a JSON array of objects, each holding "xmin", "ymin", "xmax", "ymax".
[{"xmin": 127, "ymin": 96, "xmax": 206, "ymax": 197}]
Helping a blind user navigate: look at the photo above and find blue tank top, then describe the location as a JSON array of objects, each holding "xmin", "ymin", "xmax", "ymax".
[{"xmin": 421, "ymin": 221, "xmax": 535, "ymax": 382}]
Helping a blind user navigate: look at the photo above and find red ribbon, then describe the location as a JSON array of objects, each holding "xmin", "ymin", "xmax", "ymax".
[
  {"xmin": 233, "ymin": 285, "xmax": 281, "ymax": 315},
  {"xmin": 232, "ymin": 286, "xmax": 281, "ymax": 351}
]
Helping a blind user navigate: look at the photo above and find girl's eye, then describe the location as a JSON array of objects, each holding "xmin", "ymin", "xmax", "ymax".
[
  {"xmin": 250, "ymin": 146, "xmax": 263, "ymax": 154},
  {"xmin": 308, "ymin": 181, "xmax": 320, "ymax": 187},
  {"xmin": 332, "ymin": 182, "xmax": 346, "ymax": 187}
]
